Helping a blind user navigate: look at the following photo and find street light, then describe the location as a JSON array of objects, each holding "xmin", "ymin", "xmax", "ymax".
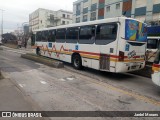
[
  {"xmin": 0, "ymin": 9, "xmax": 4, "ymax": 40},
  {"xmin": 22, "ymin": 22, "xmax": 29, "ymax": 35}
]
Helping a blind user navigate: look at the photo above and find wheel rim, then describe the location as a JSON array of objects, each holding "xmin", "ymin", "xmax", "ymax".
[{"xmin": 74, "ymin": 56, "xmax": 79, "ymax": 67}]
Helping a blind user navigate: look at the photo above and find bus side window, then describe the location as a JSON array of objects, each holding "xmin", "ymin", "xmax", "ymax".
[
  {"xmin": 48, "ymin": 30, "xmax": 56, "ymax": 42},
  {"xmin": 66, "ymin": 27, "xmax": 79, "ymax": 43},
  {"xmin": 79, "ymin": 25, "xmax": 95, "ymax": 44},
  {"xmin": 41, "ymin": 31, "xmax": 48, "ymax": 42},
  {"xmin": 96, "ymin": 23, "xmax": 118, "ymax": 45},
  {"xmin": 36, "ymin": 31, "xmax": 42, "ymax": 41},
  {"xmin": 45, "ymin": 31, "xmax": 49, "ymax": 42},
  {"xmin": 56, "ymin": 28, "xmax": 66, "ymax": 43}
]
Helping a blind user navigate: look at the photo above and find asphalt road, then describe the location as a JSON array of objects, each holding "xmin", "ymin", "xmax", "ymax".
[{"xmin": 0, "ymin": 46, "xmax": 160, "ymax": 120}]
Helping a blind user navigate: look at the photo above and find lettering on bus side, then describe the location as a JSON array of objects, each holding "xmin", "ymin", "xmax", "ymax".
[{"xmin": 128, "ymin": 50, "xmax": 136, "ymax": 59}]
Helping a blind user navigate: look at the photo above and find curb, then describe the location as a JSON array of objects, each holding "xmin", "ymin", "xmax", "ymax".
[{"xmin": 21, "ymin": 53, "xmax": 64, "ymax": 68}]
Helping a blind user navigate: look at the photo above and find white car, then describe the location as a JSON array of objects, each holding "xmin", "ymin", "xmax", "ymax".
[{"xmin": 152, "ymin": 50, "xmax": 160, "ymax": 86}]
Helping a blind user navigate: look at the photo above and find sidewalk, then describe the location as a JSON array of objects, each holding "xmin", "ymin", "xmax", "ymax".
[
  {"xmin": 3, "ymin": 44, "xmax": 34, "ymax": 54},
  {"xmin": 0, "ymin": 73, "xmax": 45, "ymax": 120}
]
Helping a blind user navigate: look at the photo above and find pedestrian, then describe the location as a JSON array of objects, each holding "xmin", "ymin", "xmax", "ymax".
[
  {"xmin": 24, "ymin": 40, "xmax": 27, "ymax": 48},
  {"xmin": 17, "ymin": 40, "xmax": 22, "ymax": 48}
]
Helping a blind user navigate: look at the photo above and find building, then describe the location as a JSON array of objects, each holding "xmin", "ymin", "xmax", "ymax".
[
  {"xmin": 23, "ymin": 24, "xmax": 29, "ymax": 36},
  {"xmin": 29, "ymin": 8, "xmax": 73, "ymax": 32},
  {"xmin": 73, "ymin": 0, "xmax": 160, "ymax": 25}
]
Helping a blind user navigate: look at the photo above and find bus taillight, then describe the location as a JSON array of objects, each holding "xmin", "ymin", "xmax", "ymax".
[{"xmin": 119, "ymin": 51, "xmax": 124, "ymax": 61}]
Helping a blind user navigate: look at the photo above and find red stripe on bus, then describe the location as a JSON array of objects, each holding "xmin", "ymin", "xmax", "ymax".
[
  {"xmin": 73, "ymin": 50, "xmax": 141, "ymax": 59},
  {"xmin": 72, "ymin": 50, "xmax": 100, "ymax": 56},
  {"xmin": 153, "ymin": 64, "xmax": 160, "ymax": 68},
  {"xmin": 36, "ymin": 46, "xmax": 141, "ymax": 59}
]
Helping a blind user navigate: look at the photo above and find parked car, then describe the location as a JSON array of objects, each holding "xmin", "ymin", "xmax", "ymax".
[{"xmin": 152, "ymin": 50, "xmax": 160, "ymax": 86}]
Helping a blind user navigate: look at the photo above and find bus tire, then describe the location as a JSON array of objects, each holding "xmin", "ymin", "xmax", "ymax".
[
  {"xmin": 36, "ymin": 47, "xmax": 41, "ymax": 55},
  {"xmin": 72, "ymin": 54, "xmax": 82, "ymax": 70}
]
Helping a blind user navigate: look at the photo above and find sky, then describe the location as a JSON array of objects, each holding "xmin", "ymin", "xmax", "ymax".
[{"xmin": 0, "ymin": 0, "xmax": 75, "ymax": 33}]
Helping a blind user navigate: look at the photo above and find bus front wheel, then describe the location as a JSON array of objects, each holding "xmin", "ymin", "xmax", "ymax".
[
  {"xmin": 36, "ymin": 47, "xmax": 41, "ymax": 55},
  {"xmin": 73, "ymin": 54, "xmax": 82, "ymax": 70}
]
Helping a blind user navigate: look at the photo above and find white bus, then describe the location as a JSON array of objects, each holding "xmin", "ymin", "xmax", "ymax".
[
  {"xmin": 33, "ymin": 17, "xmax": 147, "ymax": 73},
  {"xmin": 152, "ymin": 50, "xmax": 160, "ymax": 86}
]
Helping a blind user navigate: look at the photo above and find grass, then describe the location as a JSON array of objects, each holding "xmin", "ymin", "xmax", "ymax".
[{"xmin": 4, "ymin": 43, "xmax": 18, "ymax": 49}]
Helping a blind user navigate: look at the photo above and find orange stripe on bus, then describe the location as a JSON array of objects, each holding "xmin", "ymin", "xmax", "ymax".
[{"xmin": 33, "ymin": 45, "xmax": 143, "ymax": 62}]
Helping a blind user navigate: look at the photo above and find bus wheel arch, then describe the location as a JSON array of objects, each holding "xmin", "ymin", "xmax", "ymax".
[{"xmin": 72, "ymin": 53, "xmax": 82, "ymax": 70}]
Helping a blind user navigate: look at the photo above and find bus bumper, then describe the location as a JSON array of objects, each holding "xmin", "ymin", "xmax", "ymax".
[{"xmin": 115, "ymin": 61, "xmax": 145, "ymax": 73}]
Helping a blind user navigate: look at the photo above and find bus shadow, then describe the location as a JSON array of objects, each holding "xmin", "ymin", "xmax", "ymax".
[{"xmin": 64, "ymin": 62, "xmax": 136, "ymax": 81}]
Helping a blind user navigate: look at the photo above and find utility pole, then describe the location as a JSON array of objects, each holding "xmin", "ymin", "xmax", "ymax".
[{"xmin": 0, "ymin": 9, "xmax": 4, "ymax": 40}]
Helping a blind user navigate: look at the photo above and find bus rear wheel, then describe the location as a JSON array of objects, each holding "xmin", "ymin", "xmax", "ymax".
[
  {"xmin": 73, "ymin": 54, "xmax": 82, "ymax": 70},
  {"xmin": 36, "ymin": 47, "xmax": 41, "ymax": 55}
]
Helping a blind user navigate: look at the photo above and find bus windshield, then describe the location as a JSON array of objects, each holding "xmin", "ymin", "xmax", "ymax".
[
  {"xmin": 154, "ymin": 50, "xmax": 160, "ymax": 64},
  {"xmin": 125, "ymin": 19, "xmax": 147, "ymax": 42},
  {"xmin": 147, "ymin": 39, "xmax": 158, "ymax": 49}
]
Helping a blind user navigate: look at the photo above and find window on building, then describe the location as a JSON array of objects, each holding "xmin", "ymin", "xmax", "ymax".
[
  {"xmin": 62, "ymin": 21, "xmax": 65, "ymax": 25},
  {"xmin": 91, "ymin": 12, "xmax": 96, "ymax": 20},
  {"xmin": 116, "ymin": 3, "xmax": 120, "ymax": 9},
  {"xmin": 96, "ymin": 23, "xmax": 118, "ymax": 45},
  {"xmin": 41, "ymin": 20, "xmax": 42, "ymax": 24},
  {"xmin": 106, "ymin": 6, "xmax": 110, "ymax": 12},
  {"xmin": 83, "ymin": 15, "xmax": 88, "ymax": 22},
  {"xmin": 66, "ymin": 27, "xmax": 79, "ymax": 41},
  {"xmin": 67, "ymin": 21, "xmax": 69, "ymax": 24},
  {"xmin": 56, "ymin": 29, "xmax": 66, "ymax": 40},
  {"xmin": 63, "ymin": 14, "xmax": 65, "ymax": 18},
  {"xmin": 48, "ymin": 30, "xmax": 56, "ymax": 42},
  {"xmin": 83, "ymin": 7, "xmax": 88, "ymax": 14},
  {"xmin": 67, "ymin": 15, "xmax": 70, "ymax": 18},
  {"xmin": 76, "ymin": 4, "xmax": 81, "ymax": 11},
  {"xmin": 83, "ymin": 0, "xmax": 88, "ymax": 3},
  {"xmin": 79, "ymin": 25, "xmax": 95, "ymax": 40},
  {"xmin": 76, "ymin": 17, "xmax": 80, "ymax": 23}
]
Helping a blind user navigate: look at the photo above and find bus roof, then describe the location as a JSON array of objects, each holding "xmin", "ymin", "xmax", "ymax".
[{"xmin": 34, "ymin": 17, "xmax": 145, "ymax": 32}]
